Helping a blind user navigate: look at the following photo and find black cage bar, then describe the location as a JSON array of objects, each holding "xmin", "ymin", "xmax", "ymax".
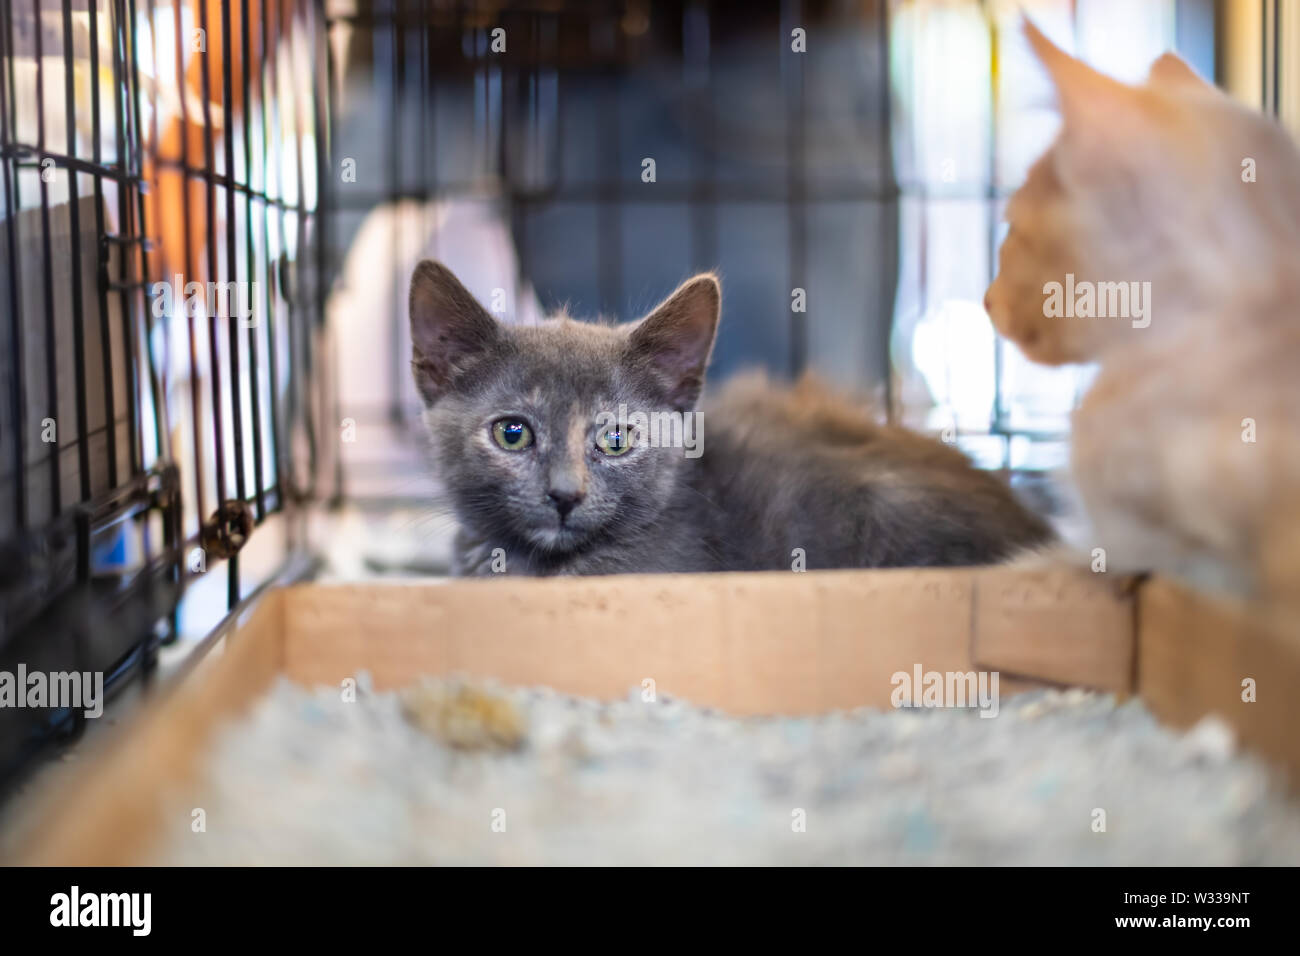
[{"xmin": 0, "ymin": 0, "xmax": 329, "ymax": 788}]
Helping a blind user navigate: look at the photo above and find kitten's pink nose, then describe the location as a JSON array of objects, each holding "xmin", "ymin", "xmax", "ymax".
[{"xmin": 547, "ymin": 488, "xmax": 584, "ymax": 519}]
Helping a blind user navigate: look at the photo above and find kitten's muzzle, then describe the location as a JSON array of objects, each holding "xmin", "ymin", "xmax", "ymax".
[{"xmin": 547, "ymin": 488, "xmax": 585, "ymax": 520}]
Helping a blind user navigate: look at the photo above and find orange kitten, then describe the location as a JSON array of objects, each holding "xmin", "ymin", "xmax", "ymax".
[{"xmin": 985, "ymin": 20, "xmax": 1300, "ymax": 604}]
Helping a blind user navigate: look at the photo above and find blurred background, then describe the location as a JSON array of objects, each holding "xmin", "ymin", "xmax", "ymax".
[{"xmin": 0, "ymin": 0, "xmax": 1296, "ymax": 789}]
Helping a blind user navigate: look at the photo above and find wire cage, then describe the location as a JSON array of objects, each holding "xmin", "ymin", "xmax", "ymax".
[
  {"xmin": 0, "ymin": 0, "xmax": 329, "ymax": 786},
  {"xmin": 323, "ymin": 0, "xmax": 900, "ymax": 515},
  {"xmin": 317, "ymin": 0, "xmax": 1222, "ymax": 519},
  {"xmin": 0, "ymin": 0, "xmax": 1294, "ymax": 791},
  {"xmin": 318, "ymin": 0, "xmax": 1261, "ymax": 511}
]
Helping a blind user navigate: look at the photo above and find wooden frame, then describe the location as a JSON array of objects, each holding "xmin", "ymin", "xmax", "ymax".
[{"xmin": 8, "ymin": 566, "xmax": 1298, "ymax": 865}]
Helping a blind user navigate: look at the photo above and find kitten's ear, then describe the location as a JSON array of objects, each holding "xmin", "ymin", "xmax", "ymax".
[
  {"xmin": 1023, "ymin": 18, "xmax": 1135, "ymax": 128},
  {"xmin": 1147, "ymin": 52, "xmax": 1207, "ymax": 92},
  {"xmin": 627, "ymin": 274, "xmax": 721, "ymax": 410},
  {"xmin": 409, "ymin": 260, "xmax": 500, "ymax": 405},
  {"xmin": 1023, "ymin": 17, "xmax": 1155, "ymax": 186}
]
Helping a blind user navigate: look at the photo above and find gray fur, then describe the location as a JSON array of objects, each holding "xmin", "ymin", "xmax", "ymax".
[{"xmin": 410, "ymin": 262, "xmax": 1054, "ymax": 577}]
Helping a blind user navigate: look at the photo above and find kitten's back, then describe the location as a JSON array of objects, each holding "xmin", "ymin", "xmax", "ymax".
[{"xmin": 690, "ymin": 373, "xmax": 1054, "ymax": 569}]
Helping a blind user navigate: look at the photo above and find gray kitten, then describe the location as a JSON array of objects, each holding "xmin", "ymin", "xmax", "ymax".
[{"xmin": 411, "ymin": 261, "xmax": 1053, "ymax": 576}]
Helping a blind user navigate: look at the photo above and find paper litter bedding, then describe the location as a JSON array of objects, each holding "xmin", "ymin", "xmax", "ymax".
[{"xmin": 150, "ymin": 674, "xmax": 1300, "ymax": 865}]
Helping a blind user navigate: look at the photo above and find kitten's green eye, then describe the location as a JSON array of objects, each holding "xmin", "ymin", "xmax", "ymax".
[
  {"xmin": 492, "ymin": 419, "xmax": 534, "ymax": 451},
  {"xmin": 596, "ymin": 428, "xmax": 633, "ymax": 457}
]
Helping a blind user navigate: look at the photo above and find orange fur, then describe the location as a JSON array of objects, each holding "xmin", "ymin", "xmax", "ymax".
[{"xmin": 986, "ymin": 20, "xmax": 1300, "ymax": 606}]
